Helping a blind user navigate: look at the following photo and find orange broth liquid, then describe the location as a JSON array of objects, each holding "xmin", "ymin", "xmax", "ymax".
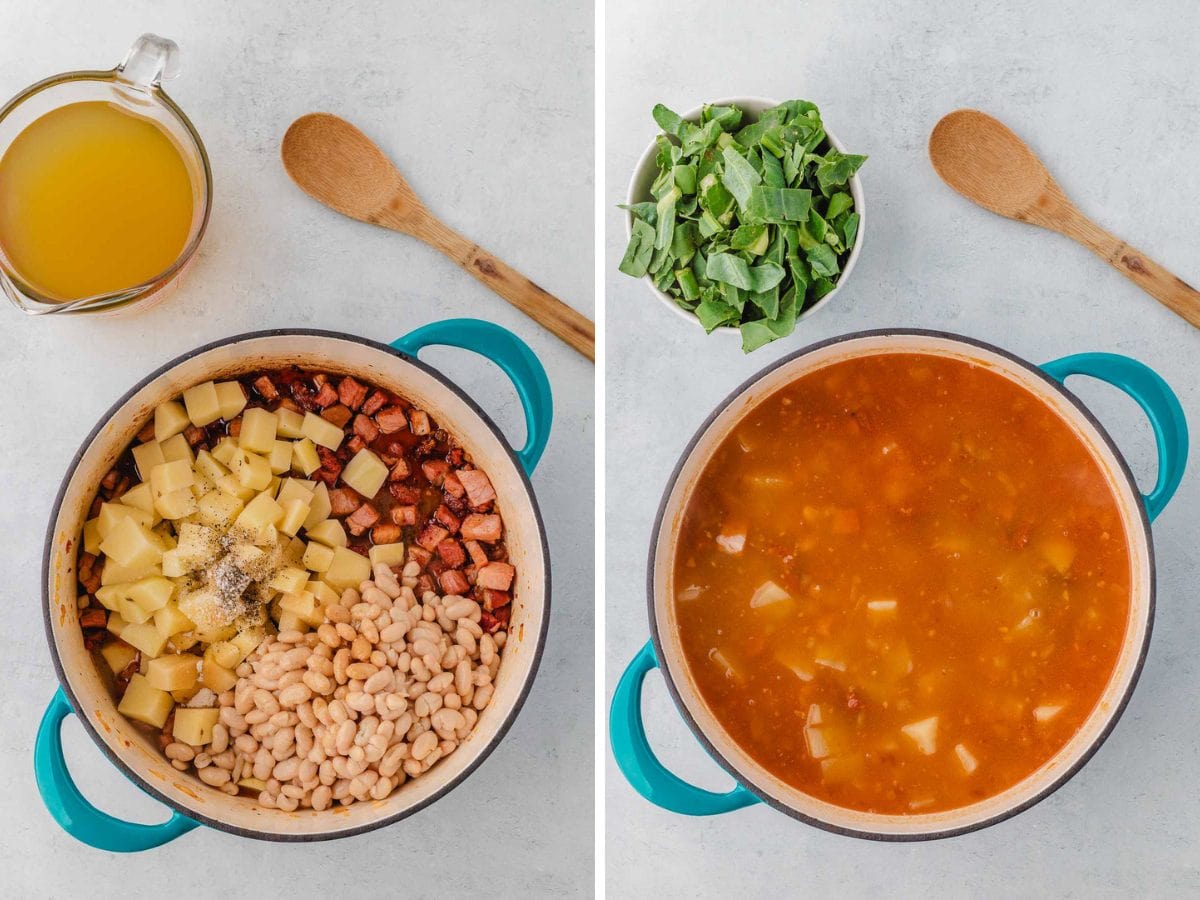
[{"xmin": 673, "ymin": 353, "xmax": 1131, "ymax": 814}]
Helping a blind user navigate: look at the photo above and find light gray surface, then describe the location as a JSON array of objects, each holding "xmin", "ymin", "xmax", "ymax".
[
  {"xmin": 0, "ymin": 2, "xmax": 593, "ymax": 896},
  {"xmin": 606, "ymin": 1, "xmax": 1199, "ymax": 896}
]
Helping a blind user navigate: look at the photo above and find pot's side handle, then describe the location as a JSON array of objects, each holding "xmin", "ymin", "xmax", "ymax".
[
  {"xmin": 392, "ymin": 319, "xmax": 553, "ymax": 475},
  {"xmin": 1042, "ymin": 353, "xmax": 1188, "ymax": 521},
  {"xmin": 35, "ymin": 688, "xmax": 198, "ymax": 852},
  {"xmin": 610, "ymin": 640, "xmax": 760, "ymax": 816}
]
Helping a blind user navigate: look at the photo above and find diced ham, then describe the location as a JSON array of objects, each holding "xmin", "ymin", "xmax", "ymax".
[
  {"xmin": 408, "ymin": 545, "xmax": 432, "ymax": 569},
  {"xmin": 352, "ymin": 414, "xmax": 380, "ymax": 443},
  {"xmin": 277, "ymin": 397, "xmax": 301, "ymax": 413},
  {"xmin": 362, "ymin": 390, "xmax": 389, "ymax": 416},
  {"xmin": 442, "ymin": 472, "xmax": 466, "ymax": 499},
  {"xmin": 390, "ymin": 505, "xmax": 418, "ymax": 526},
  {"xmin": 313, "ymin": 382, "xmax": 339, "ymax": 408},
  {"xmin": 317, "ymin": 446, "xmax": 343, "ymax": 480},
  {"xmin": 421, "ymin": 459, "xmax": 450, "ymax": 486},
  {"xmin": 329, "ymin": 487, "xmax": 362, "ymax": 516},
  {"xmin": 427, "ymin": 557, "xmax": 447, "ymax": 578},
  {"xmin": 476, "ymin": 561, "xmax": 515, "ymax": 591},
  {"xmin": 138, "ymin": 421, "xmax": 156, "ymax": 443},
  {"xmin": 461, "ymin": 514, "xmax": 502, "ymax": 543},
  {"xmin": 371, "ymin": 522, "xmax": 402, "ymax": 544},
  {"xmin": 346, "ymin": 503, "xmax": 381, "ymax": 536},
  {"xmin": 312, "ymin": 373, "xmax": 328, "ymax": 387},
  {"xmin": 79, "ymin": 608, "xmax": 107, "ymax": 629},
  {"xmin": 314, "ymin": 467, "xmax": 339, "ymax": 488},
  {"xmin": 434, "ymin": 504, "xmax": 461, "ymax": 533},
  {"xmin": 346, "ymin": 435, "xmax": 366, "ymax": 454},
  {"xmin": 415, "ymin": 574, "xmax": 436, "ymax": 594},
  {"xmin": 101, "ymin": 470, "xmax": 119, "ymax": 491},
  {"xmin": 481, "ymin": 588, "xmax": 511, "ymax": 611},
  {"xmin": 457, "ymin": 468, "xmax": 497, "ymax": 509},
  {"xmin": 289, "ymin": 380, "xmax": 320, "ymax": 412},
  {"xmin": 337, "ymin": 376, "xmax": 369, "ymax": 410},
  {"xmin": 436, "ymin": 539, "xmax": 467, "ymax": 568},
  {"xmin": 409, "ymin": 410, "xmax": 431, "ymax": 435},
  {"xmin": 375, "ymin": 406, "xmax": 408, "ymax": 434},
  {"xmin": 389, "ymin": 458, "xmax": 411, "ymax": 481},
  {"xmin": 184, "ymin": 425, "xmax": 205, "ymax": 447},
  {"xmin": 446, "ymin": 447, "xmax": 465, "ymax": 467},
  {"xmin": 321, "ymin": 404, "xmax": 352, "ymax": 428},
  {"xmin": 417, "ymin": 522, "xmax": 450, "ymax": 551},
  {"xmin": 465, "ymin": 540, "xmax": 489, "ymax": 567},
  {"xmin": 253, "ymin": 375, "xmax": 279, "ymax": 401},
  {"xmin": 439, "ymin": 569, "xmax": 470, "ymax": 596},
  {"xmin": 480, "ymin": 608, "xmax": 507, "ymax": 633},
  {"xmin": 389, "ymin": 483, "xmax": 420, "ymax": 505}
]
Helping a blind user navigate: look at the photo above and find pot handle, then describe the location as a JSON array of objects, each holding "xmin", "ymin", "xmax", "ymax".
[
  {"xmin": 391, "ymin": 319, "xmax": 552, "ymax": 474},
  {"xmin": 1041, "ymin": 353, "xmax": 1188, "ymax": 522},
  {"xmin": 610, "ymin": 640, "xmax": 760, "ymax": 816},
  {"xmin": 34, "ymin": 688, "xmax": 198, "ymax": 852}
]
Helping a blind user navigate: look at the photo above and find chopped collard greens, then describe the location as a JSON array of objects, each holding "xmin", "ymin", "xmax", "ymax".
[{"xmin": 619, "ymin": 100, "xmax": 865, "ymax": 352}]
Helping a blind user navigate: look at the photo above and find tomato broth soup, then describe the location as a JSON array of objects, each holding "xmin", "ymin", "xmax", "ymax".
[{"xmin": 673, "ymin": 352, "xmax": 1131, "ymax": 814}]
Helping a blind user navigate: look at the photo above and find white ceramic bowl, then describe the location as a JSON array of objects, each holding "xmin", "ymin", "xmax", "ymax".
[
  {"xmin": 36, "ymin": 324, "xmax": 551, "ymax": 847},
  {"xmin": 623, "ymin": 96, "xmax": 866, "ymax": 339}
]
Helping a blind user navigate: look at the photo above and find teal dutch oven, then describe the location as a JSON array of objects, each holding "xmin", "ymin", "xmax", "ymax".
[
  {"xmin": 612, "ymin": 329, "xmax": 1187, "ymax": 841},
  {"xmin": 37, "ymin": 319, "xmax": 552, "ymax": 849}
]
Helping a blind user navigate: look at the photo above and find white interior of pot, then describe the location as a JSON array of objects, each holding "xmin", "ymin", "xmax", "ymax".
[
  {"xmin": 652, "ymin": 333, "xmax": 1152, "ymax": 837},
  {"xmin": 46, "ymin": 333, "xmax": 547, "ymax": 838}
]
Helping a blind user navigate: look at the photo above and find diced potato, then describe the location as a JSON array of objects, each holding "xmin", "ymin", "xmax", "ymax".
[
  {"xmin": 955, "ymin": 743, "xmax": 979, "ymax": 775},
  {"xmin": 325, "ymin": 546, "xmax": 371, "ymax": 591},
  {"xmin": 276, "ymin": 407, "xmax": 305, "ymax": 439},
  {"xmin": 173, "ymin": 706, "xmax": 219, "ymax": 746},
  {"xmin": 301, "ymin": 412, "xmax": 344, "ymax": 450},
  {"xmin": 774, "ymin": 647, "xmax": 815, "ymax": 683},
  {"xmin": 132, "ymin": 439, "xmax": 167, "ymax": 478},
  {"xmin": 179, "ymin": 586, "xmax": 230, "ymax": 633},
  {"xmin": 308, "ymin": 580, "xmax": 339, "ymax": 607},
  {"xmin": 303, "ymin": 541, "xmax": 335, "ymax": 573},
  {"xmin": 212, "ymin": 437, "xmax": 239, "ymax": 466},
  {"xmin": 146, "ymin": 653, "xmax": 200, "ymax": 691},
  {"xmin": 106, "ymin": 611, "xmax": 129, "ymax": 638},
  {"xmin": 230, "ymin": 449, "xmax": 273, "ymax": 491},
  {"xmin": 283, "ymin": 536, "xmax": 307, "ymax": 563},
  {"xmin": 100, "ymin": 518, "xmax": 165, "ymax": 570},
  {"xmin": 1039, "ymin": 538, "xmax": 1076, "ymax": 575},
  {"xmin": 236, "ymin": 492, "xmax": 284, "ymax": 534},
  {"xmin": 215, "ymin": 381, "xmax": 248, "ymax": 420},
  {"xmin": 303, "ymin": 482, "xmax": 331, "ymax": 529},
  {"xmin": 196, "ymin": 490, "xmax": 245, "ymax": 529},
  {"xmin": 100, "ymin": 640, "xmax": 138, "ymax": 675},
  {"xmin": 171, "ymin": 684, "xmax": 202, "ymax": 704},
  {"xmin": 126, "ymin": 576, "xmax": 175, "ymax": 614},
  {"xmin": 176, "ymin": 522, "xmax": 220, "ymax": 564},
  {"xmin": 118, "ymin": 673, "xmax": 174, "ymax": 727},
  {"xmin": 155, "ymin": 488, "xmax": 197, "ymax": 521},
  {"xmin": 161, "ymin": 548, "xmax": 186, "ymax": 578},
  {"xmin": 94, "ymin": 583, "xmax": 127, "ymax": 613},
  {"xmin": 749, "ymin": 580, "xmax": 792, "ymax": 609},
  {"xmin": 216, "ymin": 473, "xmax": 257, "ymax": 502},
  {"xmin": 867, "ymin": 598, "xmax": 898, "ymax": 614},
  {"xmin": 306, "ymin": 518, "xmax": 347, "ymax": 548},
  {"xmin": 805, "ymin": 725, "xmax": 831, "ymax": 759},
  {"xmin": 280, "ymin": 589, "xmax": 322, "ymax": 625},
  {"xmin": 901, "ymin": 716, "xmax": 939, "ymax": 755},
  {"xmin": 193, "ymin": 622, "xmax": 237, "ymax": 645},
  {"xmin": 201, "ymin": 658, "xmax": 238, "ymax": 693},
  {"xmin": 230, "ymin": 626, "xmax": 266, "ymax": 662},
  {"xmin": 278, "ymin": 498, "xmax": 310, "ymax": 537},
  {"xmin": 150, "ymin": 459, "xmax": 195, "ymax": 495},
  {"xmin": 160, "ymin": 432, "xmax": 195, "ymax": 466},
  {"xmin": 97, "ymin": 501, "xmax": 153, "ymax": 538},
  {"xmin": 207, "ymin": 640, "xmax": 241, "ymax": 669},
  {"xmin": 1033, "ymin": 704, "xmax": 1063, "ymax": 722},
  {"xmin": 239, "ymin": 408, "xmax": 278, "ymax": 454},
  {"xmin": 182, "ymin": 381, "xmax": 221, "ymax": 427},
  {"xmin": 368, "ymin": 542, "xmax": 406, "ymax": 567},
  {"xmin": 121, "ymin": 621, "xmax": 169, "ymax": 658},
  {"xmin": 119, "ymin": 482, "xmax": 155, "ymax": 514},
  {"xmin": 154, "ymin": 602, "xmax": 195, "ymax": 638},
  {"xmin": 100, "ymin": 559, "xmax": 161, "ymax": 586},
  {"xmin": 277, "ymin": 478, "xmax": 316, "ymax": 507},
  {"xmin": 116, "ymin": 595, "xmax": 154, "ymax": 625},
  {"xmin": 270, "ymin": 565, "xmax": 309, "ymax": 594},
  {"xmin": 276, "ymin": 610, "xmax": 310, "ymax": 634},
  {"xmin": 194, "ymin": 449, "xmax": 230, "ymax": 482},
  {"xmin": 83, "ymin": 518, "xmax": 102, "ymax": 554},
  {"xmin": 154, "ymin": 400, "xmax": 190, "ymax": 442},
  {"xmin": 268, "ymin": 440, "xmax": 293, "ymax": 475},
  {"xmin": 238, "ymin": 777, "xmax": 268, "ymax": 792},
  {"xmin": 291, "ymin": 437, "xmax": 321, "ymax": 476},
  {"xmin": 341, "ymin": 449, "xmax": 388, "ymax": 499}
]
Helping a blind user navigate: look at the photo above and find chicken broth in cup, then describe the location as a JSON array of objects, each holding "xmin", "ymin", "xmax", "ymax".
[{"xmin": 673, "ymin": 352, "xmax": 1131, "ymax": 814}]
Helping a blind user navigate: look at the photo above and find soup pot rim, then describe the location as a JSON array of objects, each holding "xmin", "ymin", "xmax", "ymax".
[
  {"xmin": 42, "ymin": 326, "xmax": 551, "ymax": 841},
  {"xmin": 645, "ymin": 326, "xmax": 1157, "ymax": 841}
]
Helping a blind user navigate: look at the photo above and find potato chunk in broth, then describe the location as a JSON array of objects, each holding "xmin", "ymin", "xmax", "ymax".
[{"xmin": 673, "ymin": 353, "xmax": 1131, "ymax": 814}]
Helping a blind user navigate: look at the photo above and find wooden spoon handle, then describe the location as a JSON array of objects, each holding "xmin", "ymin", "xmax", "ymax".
[
  {"xmin": 1057, "ymin": 209, "xmax": 1200, "ymax": 328},
  {"xmin": 408, "ymin": 215, "xmax": 595, "ymax": 360}
]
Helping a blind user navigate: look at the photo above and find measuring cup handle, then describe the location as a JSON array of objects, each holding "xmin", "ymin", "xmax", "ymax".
[
  {"xmin": 1041, "ymin": 353, "xmax": 1188, "ymax": 521},
  {"xmin": 115, "ymin": 34, "xmax": 181, "ymax": 88}
]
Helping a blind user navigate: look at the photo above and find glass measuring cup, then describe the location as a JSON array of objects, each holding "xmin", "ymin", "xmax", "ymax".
[{"xmin": 0, "ymin": 34, "xmax": 212, "ymax": 316}]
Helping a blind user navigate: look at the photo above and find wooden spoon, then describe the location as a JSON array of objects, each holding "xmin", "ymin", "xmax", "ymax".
[
  {"xmin": 929, "ymin": 109, "xmax": 1200, "ymax": 328},
  {"xmin": 282, "ymin": 112, "xmax": 595, "ymax": 360}
]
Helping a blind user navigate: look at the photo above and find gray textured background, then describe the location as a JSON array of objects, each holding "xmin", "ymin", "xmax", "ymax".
[
  {"xmin": 0, "ymin": 2, "xmax": 593, "ymax": 896},
  {"xmin": 606, "ymin": 1, "xmax": 1199, "ymax": 896}
]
